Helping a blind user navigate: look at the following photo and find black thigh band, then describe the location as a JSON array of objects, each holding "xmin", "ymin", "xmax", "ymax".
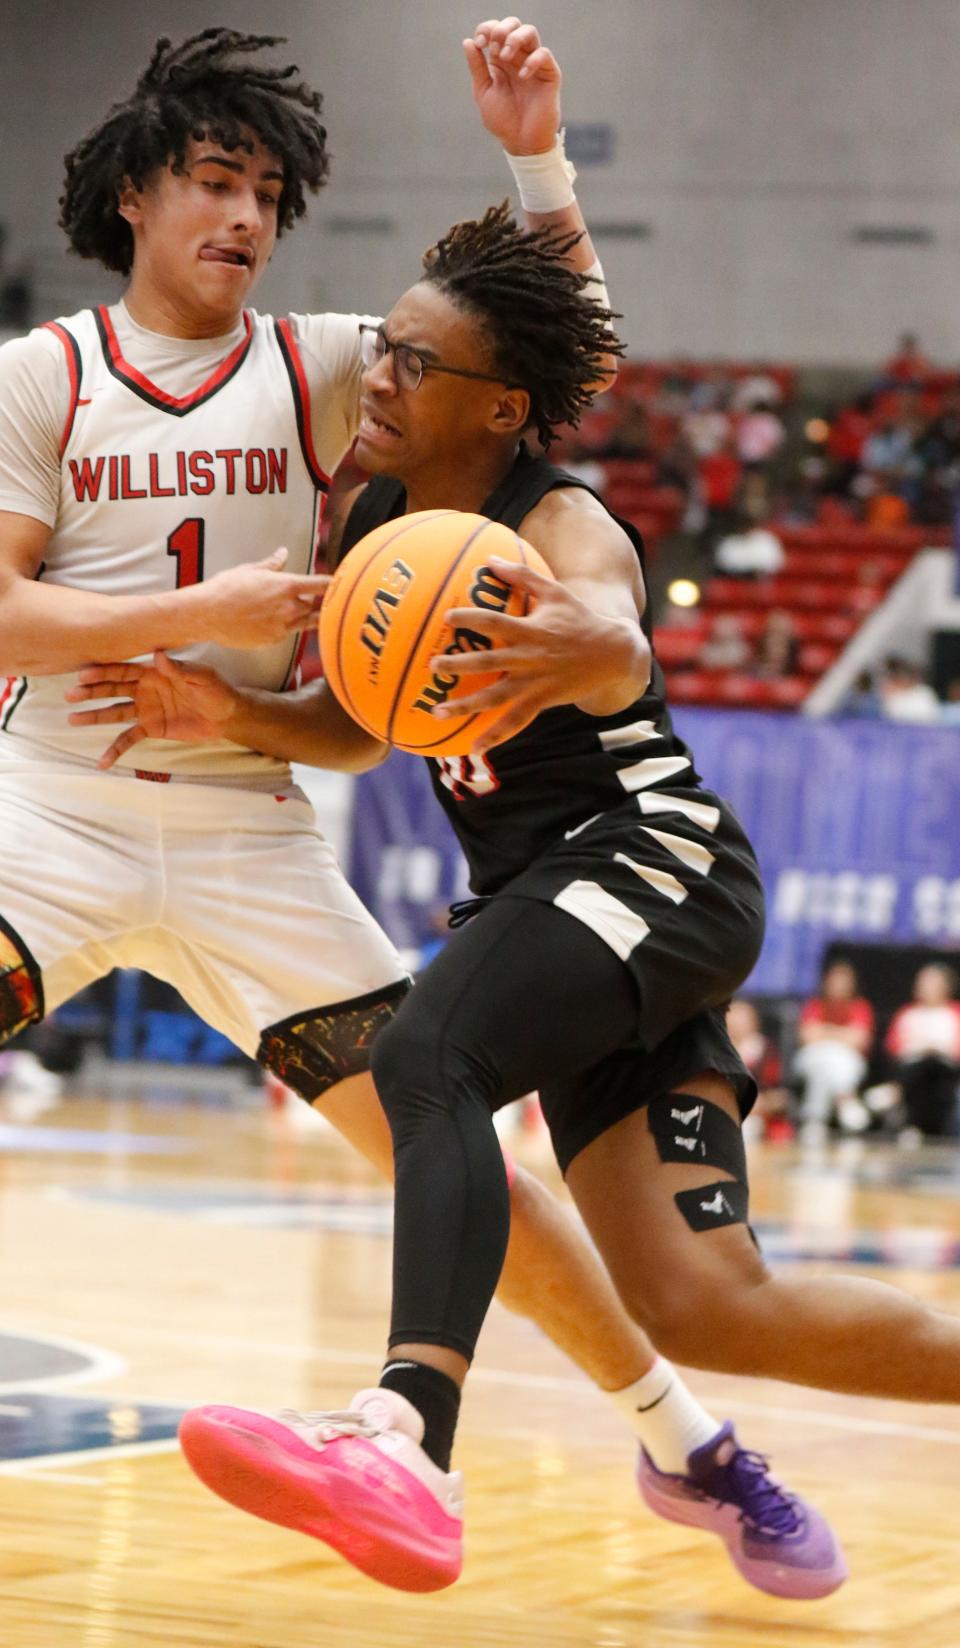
[
  {"xmin": 257, "ymin": 977, "xmax": 412, "ymax": 1102},
  {"xmin": 0, "ymin": 915, "xmax": 44, "ymax": 1045},
  {"xmin": 648, "ymin": 1092, "xmax": 747, "ymax": 1184}
]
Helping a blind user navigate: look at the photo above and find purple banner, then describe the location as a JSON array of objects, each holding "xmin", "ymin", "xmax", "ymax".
[{"xmin": 348, "ymin": 710, "xmax": 960, "ymax": 994}]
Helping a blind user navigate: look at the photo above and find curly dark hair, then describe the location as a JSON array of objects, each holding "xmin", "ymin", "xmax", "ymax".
[
  {"xmin": 421, "ymin": 202, "xmax": 623, "ymax": 448},
  {"xmin": 59, "ymin": 28, "xmax": 330, "ymax": 275}
]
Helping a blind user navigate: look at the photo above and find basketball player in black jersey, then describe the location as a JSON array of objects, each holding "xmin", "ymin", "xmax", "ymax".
[
  {"xmin": 77, "ymin": 200, "xmax": 960, "ymax": 1597},
  {"xmin": 82, "ymin": 200, "xmax": 960, "ymax": 1598}
]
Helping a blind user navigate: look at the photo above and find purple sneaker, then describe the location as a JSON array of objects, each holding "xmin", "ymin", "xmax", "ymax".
[{"xmin": 637, "ymin": 1422, "xmax": 847, "ymax": 1599}]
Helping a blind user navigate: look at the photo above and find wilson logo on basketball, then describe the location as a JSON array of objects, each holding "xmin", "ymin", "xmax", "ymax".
[
  {"xmin": 411, "ymin": 568, "xmax": 511, "ymax": 714},
  {"xmin": 359, "ymin": 558, "xmax": 415, "ymax": 677}
]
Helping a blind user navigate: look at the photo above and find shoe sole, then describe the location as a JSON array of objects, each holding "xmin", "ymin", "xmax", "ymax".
[
  {"xmin": 638, "ymin": 1473, "xmax": 848, "ymax": 1600},
  {"xmin": 179, "ymin": 1406, "xmax": 462, "ymax": 1593}
]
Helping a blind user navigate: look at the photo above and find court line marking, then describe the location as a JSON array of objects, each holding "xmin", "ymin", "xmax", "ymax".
[
  {"xmin": 0, "ymin": 1437, "xmax": 179, "ymax": 1475},
  {"xmin": 28, "ymin": 1317, "xmax": 960, "ymax": 1450},
  {"xmin": 1, "ymin": 1469, "xmax": 106, "ymax": 1486},
  {"xmin": 0, "ymin": 1328, "xmax": 126, "ymax": 1396}
]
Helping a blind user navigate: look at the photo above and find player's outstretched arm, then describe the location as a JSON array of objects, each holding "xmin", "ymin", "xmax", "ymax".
[
  {"xmin": 0, "ymin": 526, "xmax": 330, "ymax": 676},
  {"xmin": 464, "ymin": 19, "xmax": 615, "ymax": 377},
  {"xmin": 66, "ymin": 650, "xmax": 388, "ymax": 773}
]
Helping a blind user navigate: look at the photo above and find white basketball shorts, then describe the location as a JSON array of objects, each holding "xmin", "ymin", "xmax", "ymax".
[{"xmin": 0, "ymin": 757, "xmax": 406, "ymax": 1057}]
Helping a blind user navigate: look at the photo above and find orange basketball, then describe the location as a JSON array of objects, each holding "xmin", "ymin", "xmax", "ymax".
[{"xmin": 319, "ymin": 510, "xmax": 553, "ymax": 756}]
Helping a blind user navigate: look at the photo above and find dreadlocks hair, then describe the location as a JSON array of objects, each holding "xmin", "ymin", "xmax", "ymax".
[
  {"xmin": 420, "ymin": 201, "xmax": 624, "ymax": 449},
  {"xmin": 59, "ymin": 28, "xmax": 330, "ymax": 275}
]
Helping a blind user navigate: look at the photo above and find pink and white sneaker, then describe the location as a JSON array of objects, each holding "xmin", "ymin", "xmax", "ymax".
[{"xmin": 179, "ymin": 1388, "xmax": 464, "ymax": 1592}]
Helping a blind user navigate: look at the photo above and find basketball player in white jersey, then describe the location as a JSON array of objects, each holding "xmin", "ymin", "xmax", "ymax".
[{"xmin": 0, "ymin": 19, "xmax": 839, "ymax": 1596}]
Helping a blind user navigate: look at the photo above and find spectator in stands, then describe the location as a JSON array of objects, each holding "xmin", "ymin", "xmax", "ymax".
[
  {"xmin": 915, "ymin": 385, "xmax": 960, "ymax": 473},
  {"xmin": 732, "ymin": 371, "xmax": 784, "ymax": 413},
  {"xmin": 753, "ymin": 609, "xmax": 799, "ymax": 678},
  {"xmin": 593, "ymin": 398, "xmax": 654, "ymax": 462},
  {"xmin": 882, "ymin": 331, "xmax": 932, "ymax": 387},
  {"xmin": 861, "ymin": 417, "xmax": 914, "ymax": 490},
  {"xmin": 839, "ymin": 669, "xmax": 882, "ymax": 719},
  {"xmin": 864, "ymin": 486, "xmax": 910, "ymax": 531},
  {"xmin": 736, "ymin": 401, "xmax": 786, "ymax": 470},
  {"xmin": 685, "ymin": 378, "xmax": 733, "ymax": 458},
  {"xmin": 826, "ymin": 392, "xmax": 874, "ymax": 494},
  {"xmin": 912, "ymin": 386, "xmax": 960, "ymax": 525},
  {"xmin": 713, "ymin": 507, "xmax": 785, "ymax": 579},
  {"xmin": 879, "ymin": 656, "xmax": 941, "ymax": 724},
  {"xmin": 700, "ymin": 613, "xmax": 751, "ymax": 671},
  {"xmin": 697, "ymin": 434, "xmax": 742, "ymax": 552},
  {"xmin": 793, "ymin": 961, "xmax": 875, "ymax": 1141},
  {"xmin": 727, "ymin": 999, "xmax": 793, "ymax": 1142},
  {"xmin": 886, "ymin": 964, "xmax": 960, "ymax": 1139}
]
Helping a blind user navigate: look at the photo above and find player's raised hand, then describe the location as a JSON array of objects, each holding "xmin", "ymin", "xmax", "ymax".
[
  {"xmin": 195, "ymin": 547, "xmax": 330, "ymax": 649},
  {"xmin": 463, "ymin": 19, "xmax": 561, "ymax": 155},
  {"xmin": 66, "ymin": 651, "xmax": 241, "ymax": 770}
]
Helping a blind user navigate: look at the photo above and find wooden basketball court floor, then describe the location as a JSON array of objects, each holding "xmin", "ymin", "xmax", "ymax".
[{"xmin": 2, "ymin": 1077, "xmax": 960, "ymax": 1648}]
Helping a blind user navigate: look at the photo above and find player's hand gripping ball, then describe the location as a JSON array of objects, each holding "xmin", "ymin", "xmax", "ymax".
[{"xmin": 319, "ymin": 510, "xmax": 553, "ymax": 755}]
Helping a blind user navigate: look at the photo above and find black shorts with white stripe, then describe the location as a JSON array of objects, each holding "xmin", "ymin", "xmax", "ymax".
[{"xmin": 500, "ymin": 786, "xmax": 765, "ymax": 1055}]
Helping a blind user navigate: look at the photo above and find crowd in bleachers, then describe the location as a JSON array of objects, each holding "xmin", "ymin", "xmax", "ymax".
[
  {"xmin": 553, "ymin": 332, "xmax": 959, "ymax": 712},
  {"xmin": 731, "ymin": 958, "xmax": 960, "ymax": 1147}
]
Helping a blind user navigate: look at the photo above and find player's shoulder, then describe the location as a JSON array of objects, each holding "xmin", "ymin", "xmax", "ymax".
[
  {"xmin": 1, "ymin": 306, "xmax": 98, "ymax": 364},
  {"xmin": 0, "ymin": 314, "xmax": 93, "ymax": 398},
  {"xmin": 523, "ymin": 480, "xmax": 634, "ymax": 551},
  {"xmin": 280, "ymin": 309, "xmax": 381, "ymax": 371}
]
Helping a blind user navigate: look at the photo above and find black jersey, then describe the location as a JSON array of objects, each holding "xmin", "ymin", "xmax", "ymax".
[{"xmin": 340, "ymin": 446, "xmax": 707, "ymax": 896}]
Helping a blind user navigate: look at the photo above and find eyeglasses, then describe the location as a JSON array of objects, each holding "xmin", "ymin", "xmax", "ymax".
[{"xmin": 358, "ymin": 323, "xmax": 516, "ymax": 392}]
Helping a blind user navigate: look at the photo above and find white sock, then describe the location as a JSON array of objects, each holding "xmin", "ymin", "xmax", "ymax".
[{"xmin": 608, "ymin": 1357, "xmax": 720, "ymax": 1474}]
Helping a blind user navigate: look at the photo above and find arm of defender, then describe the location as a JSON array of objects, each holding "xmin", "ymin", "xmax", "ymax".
[
  {"xmin": 67, "ymin": 650, "xmax": 389, "ymax": 773},
  {"xmin": 0, "ymin": 516, "xmax": 330, "ymax": 677}
]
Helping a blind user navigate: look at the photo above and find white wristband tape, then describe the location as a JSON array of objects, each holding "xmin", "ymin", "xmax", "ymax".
[
  {"xmin": 505, "ymin": 129, "xmax": 577, "ymax": 214},
  {"xmin": 581, "ymin": 256, "xmax": 610, "ymax": 311}
]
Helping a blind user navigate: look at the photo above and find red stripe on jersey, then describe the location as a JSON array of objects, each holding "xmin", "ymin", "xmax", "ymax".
[
  {"xmin": 0, "ymin": 677, "xmax": 15, "ymax": 716},
  {"xmin": 97, "ymin": 306, "xmax": 254, "ymax": 411},
  {"xmin": 275, "ymin": 319, "xmax": 332, "ymax": 489},
  {"xmin": 42, "ymin": 322, "xmax": 82, "ymax": 454}
]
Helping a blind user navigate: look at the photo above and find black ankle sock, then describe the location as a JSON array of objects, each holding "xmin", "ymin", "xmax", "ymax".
[{"xmin": 380, "ymin": 1359, "xmax": 461, "ymax": 1472}]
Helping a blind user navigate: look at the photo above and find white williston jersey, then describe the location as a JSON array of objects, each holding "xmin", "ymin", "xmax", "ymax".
[{"xmin": 0, "ymin": 301, "xmax": 372, "ymax": 782}]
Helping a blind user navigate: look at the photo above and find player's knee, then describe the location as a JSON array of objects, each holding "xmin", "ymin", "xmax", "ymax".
[
  {"xmin": 626, "ymin": 1246, "xmax": 771, "ymax": 1370},
  {"xmin": 257, "ymin": 978, "xmax": 410, "ymax": 1104},
  {"xmin": 0, "ymin": 921, "xmax": 44, "ymax": 1047}
]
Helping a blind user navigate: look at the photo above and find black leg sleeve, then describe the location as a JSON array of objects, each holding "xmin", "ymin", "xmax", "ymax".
[{"xmin": 369, "ymin": 895, "xmax": 639, "ymax": 1364}]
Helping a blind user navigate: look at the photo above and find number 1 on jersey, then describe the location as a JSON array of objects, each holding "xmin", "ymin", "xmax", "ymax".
[{"xmin": 167, "ymin": 518, "xmax": 205, "ymax": 588}]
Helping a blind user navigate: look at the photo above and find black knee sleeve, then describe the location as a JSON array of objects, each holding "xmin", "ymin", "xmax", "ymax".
[
  {"xmin": 0, "ymin": 917, "xmax": 44, "ymax": 1046},
  {"xmin": 257, "ymin": 978, "xmax": 410, "ymax": 1102}
]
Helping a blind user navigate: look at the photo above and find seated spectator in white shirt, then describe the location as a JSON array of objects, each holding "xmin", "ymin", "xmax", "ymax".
[
  {"xmin": 886, "ymin": 964, "xmax": 960, "ymax": 1138},
  {"xmin": 879, "ymin": 656, "xmax": 941, "ymax": 724},
  {"xmin": 700, "ymin": 613, "xmax": 751, "ymax": 671},
  {"xmin": 714, "ymin": 517, "xmax": 785, "ymax": 578},
  {"xmin": 793, "ymin": 961, "xmax": 875, "ymax": 1139}
]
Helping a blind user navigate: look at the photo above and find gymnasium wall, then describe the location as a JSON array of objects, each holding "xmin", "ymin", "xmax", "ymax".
[{"xmin": 3, "ymin": 0, "xmax": 960, "ymax": 360}]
